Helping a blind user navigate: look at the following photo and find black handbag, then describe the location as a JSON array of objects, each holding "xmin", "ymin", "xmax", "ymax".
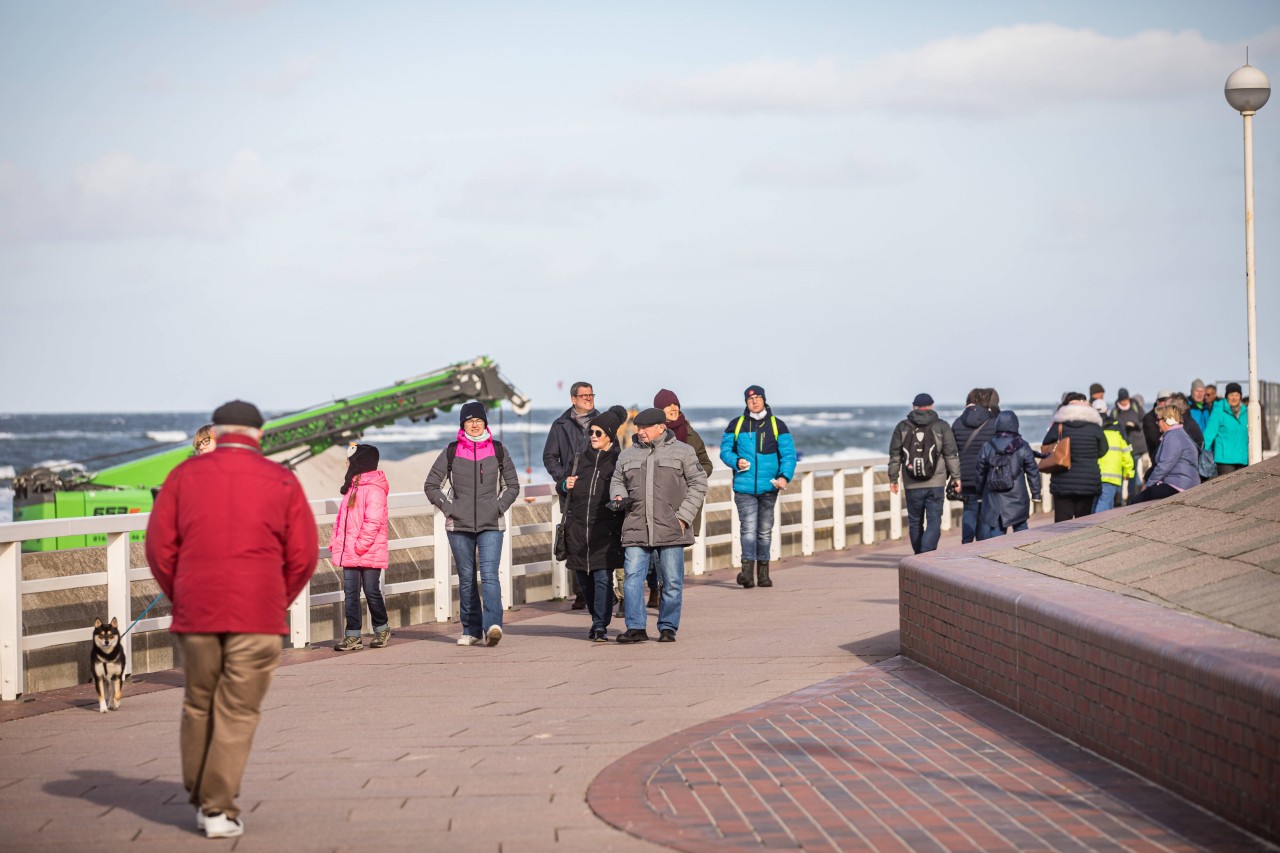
[{"xmin": 553, "ymin": 454, "xmax": 580, "ymax": 562}]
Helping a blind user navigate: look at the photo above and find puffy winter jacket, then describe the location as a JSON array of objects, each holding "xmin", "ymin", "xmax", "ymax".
[
  {"xmin": 424, "ymin": 430, "xmax": 520, "ymax": 532},
  {"xmin": 1202, "ymin": 400, "xmax": 1249, "ymax": 466},
  {"xmin": 951, "ymin": 406, "xmax": 999, "ymax": 497},
  {"xmin": 612, "ymin": 429, "xmax": 708, "ymax": 547},
  {"xmin": 1098, "ymin": 425, "xmax": 1136, "ymax": 487},
  {"xmin": 145, "ymin": 432, "xmax": 318, "ymax": 635},
  {"xmin": 542, "ymin": 407, "xmax": 596, "ymax": 481},
  {"xmin": 1146, "ymin": 425, "xmax": 1200, "ymax": 492},
  {"xmin": 974, "ymin": 411, "xmax": 1042, "ymax": 530},
  {"xmin": 718, "ymin": 407, "xmax": 797, "ymax": 495},
  {"xmin": 1041, "ymin": 405, "xmax": 1109, "ymax": 497},
  {"xmin": 556, "ymin": 444, "xmax": 624, "ymax": 572},
  {"xmin": 330, "ymin": 470, "xmax": 389, "ymax": 569},
  {"xmin": 888, "ymin": 408, "xmax": 961, "ymax": 490}
]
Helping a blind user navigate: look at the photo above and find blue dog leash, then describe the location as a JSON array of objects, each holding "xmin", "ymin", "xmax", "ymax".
[{"xmin": 120, "ymin": 593, "xmax": 165, "ymax": 638}]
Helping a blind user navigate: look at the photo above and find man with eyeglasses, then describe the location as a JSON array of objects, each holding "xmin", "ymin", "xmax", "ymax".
[
  {"xmin": 544, "ymin": 381, "xmax": 600, "ymax": 609},
  {"xmin": 610, "ymin": 408, "xmax": 708, "ymax": 643}
]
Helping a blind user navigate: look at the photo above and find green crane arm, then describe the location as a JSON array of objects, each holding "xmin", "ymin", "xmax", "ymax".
[{"xmin": 85, "ymin": 356, "xmax": 530, "ymax": 490}]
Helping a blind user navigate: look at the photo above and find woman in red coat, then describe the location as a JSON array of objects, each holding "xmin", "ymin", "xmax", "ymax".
[{"xmin": 331, "ymin": 444, "xmax": 391, "ymax": 651}]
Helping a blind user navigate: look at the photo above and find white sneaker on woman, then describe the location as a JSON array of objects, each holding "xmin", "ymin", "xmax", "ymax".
[
  {"xmin": 203, "ymin": 812, "xmax": 244, "ymax": 838},
  {"xmin": 457, "ymin": 635, "xmax": 481, "ymax": 646}
]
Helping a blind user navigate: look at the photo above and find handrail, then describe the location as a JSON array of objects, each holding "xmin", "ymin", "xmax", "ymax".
[{"xmin": 0, "ymin": 448, "xmax": 1135, "ymax": 701}]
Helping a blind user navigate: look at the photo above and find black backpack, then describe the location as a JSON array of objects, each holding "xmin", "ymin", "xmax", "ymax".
[
  {"xmin": 900, "ymin": 424, "xmax": 940, "ymax": 481},
  {"xmin": 445, "ymin": 440, "xmax": 508, "ymax": 491},
  {"xmin": 987, "ymin": 447, "xmax": 1016, "ymax": 493}
]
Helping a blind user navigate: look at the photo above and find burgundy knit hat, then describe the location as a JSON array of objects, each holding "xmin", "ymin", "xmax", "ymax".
[{"xmin": 654, "ymin": 389, "xmax": 680, "ymax": 409}]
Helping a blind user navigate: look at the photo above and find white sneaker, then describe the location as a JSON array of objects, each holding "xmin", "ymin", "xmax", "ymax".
[
  {"xmin": 195, "ymin": 808, "xmax": 204, "ymax": 831},
  {"xmin": 485, "ymin": 625, "xmax": 503, "ymax": 647},
  {"xmin": 457, "ymin": 635, "xmax": 481, "ymax": 646},
  {"xmin": 203, "ymin": 812, "xmax": 244, "ymax": 838}
]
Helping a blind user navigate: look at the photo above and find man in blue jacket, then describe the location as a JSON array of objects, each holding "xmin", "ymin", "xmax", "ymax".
[{"xmin": 719, "ymin": 385, "xmax": 797, "ymax": 589}]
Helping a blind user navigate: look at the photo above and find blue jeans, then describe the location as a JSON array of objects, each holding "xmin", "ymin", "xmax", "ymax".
[
  {"xmin": 575, "ymin": 569, "xmax": 615, "ymax": 634},
  {"xmin": 905, "ymin": 487, "xmax": 944, "ymax": 554},
  {"xmin": 960, "ymin": 495, "xmax": 991, "ymax": 544},
  {"xmin": 623, "ymin": 546, "xmax": 684, "ymax": 634},
  {"xmin": 1094, "ymin": 483, "xmax": 1121, "ymax": 513},
  {"xmin": 343, "ymin": 568, "xmax": 389, "ymax": 637},
  {"xmin": 447, "ymin": 530, "xmax": 504, "ymax": 638},
  {"xmin": 734, "ymin": 491, "xmax": 778, "ymax": 562}
]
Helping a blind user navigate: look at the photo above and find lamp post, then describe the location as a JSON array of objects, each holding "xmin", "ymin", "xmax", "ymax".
[{"xmin": 1225, "ymin": 63, "xmax": 1270, "ymax": 465}]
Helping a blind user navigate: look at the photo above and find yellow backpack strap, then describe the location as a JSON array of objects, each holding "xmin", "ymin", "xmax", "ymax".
[{"xmin": 733, "ymin": 416, "xmax": 745, "ymax": 441}]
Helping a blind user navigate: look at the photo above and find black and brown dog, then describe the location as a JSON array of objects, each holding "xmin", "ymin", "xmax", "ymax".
[{"xmin": 91, "ymin": 617, "xmax": 126, "ymax": 713}]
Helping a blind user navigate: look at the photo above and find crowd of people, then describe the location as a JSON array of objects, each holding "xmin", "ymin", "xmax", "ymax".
[{"xmin": 889, "ymin": 379, "xmax": 1260, "ymax": 554}]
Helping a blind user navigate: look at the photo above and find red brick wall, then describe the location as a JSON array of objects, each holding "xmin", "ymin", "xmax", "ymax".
[{"xmin": 900, "ymin": 551, "xmax": 1280, "ymax": 844}]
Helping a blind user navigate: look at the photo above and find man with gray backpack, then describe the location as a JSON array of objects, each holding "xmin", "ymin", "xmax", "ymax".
[{"xmin": 888, "ymin": 393, "xmax": 961, "ymax": 554}]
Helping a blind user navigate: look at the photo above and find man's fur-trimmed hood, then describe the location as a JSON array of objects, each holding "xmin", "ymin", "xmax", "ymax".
[{"xmin": 1052, "ymin": 404, "xmax": 1103, "ymax": 426}]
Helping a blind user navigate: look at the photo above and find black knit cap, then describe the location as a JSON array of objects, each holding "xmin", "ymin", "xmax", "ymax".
[
  {"xmin": 211, "ymin": 400, "xmax": 265, "ymax": 428},
  {"xmin": 341, "ymin": 444, "xmax": 380, "ymax": 495},
  {"xmin": 458, "ymin": 401, "xmax": 488, "ymax": 427},
  {"xmin": 634, "ymin": 407, "xmax": 666, "ymax": 427},
  {"xmin": 1226, "ymin": 382, "xmax": 1243, "ymax": 396},
  {"xmin": 589, "ymin": 405, "xmax": 628, "ymax": 443},
  {"xmin": 744, "ymin": 385, "xmax": 766, "ymax": 402}
]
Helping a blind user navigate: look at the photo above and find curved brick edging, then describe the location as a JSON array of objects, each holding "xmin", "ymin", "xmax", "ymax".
[{"xmin": 900, "ymin": 519, "xmax": 1280, "ymax": 845}]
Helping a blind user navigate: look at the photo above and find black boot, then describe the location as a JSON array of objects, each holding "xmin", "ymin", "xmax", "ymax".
[
  {"xmin": 756, "ymin": 561, "xmax": 772, "ymax": 587},
  {"xmin": 736, "ymin": 560, "xmax": 755, "ymax": 589}
]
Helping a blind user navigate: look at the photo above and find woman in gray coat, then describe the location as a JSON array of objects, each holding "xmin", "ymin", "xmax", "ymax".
[{"xmin": 424, "ymin": 402, "xmax": 520, "ymax": 647}]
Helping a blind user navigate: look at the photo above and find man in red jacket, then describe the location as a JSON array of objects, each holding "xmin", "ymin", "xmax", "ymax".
[{"xmin": 146, "ymin": 400, "xmax": 317, "ymax": 839}]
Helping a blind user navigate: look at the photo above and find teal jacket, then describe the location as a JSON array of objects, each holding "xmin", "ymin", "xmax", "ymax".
[
  {"xmin": 719, "ymin": 408, "xmax": 797, "ymax": 495},
  {"xmin": 1202, "ymin": 400, "xmax": 1249, "ymax": 465}
]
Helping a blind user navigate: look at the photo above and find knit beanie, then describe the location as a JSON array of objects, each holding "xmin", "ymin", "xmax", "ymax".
[
  {"xmin": 341, "ymin": 444, "xmax": 380, "ymax": 495},
  {"xmin": 589, "ymin": 405, "xmax": 629, "ymax": 443},
  {"xmin": 1226, "ymin": 382, "xmax": 1243, "ymax": 396},
  {"xmin": 744, "ymin": 385, "xmax": 766, "ymax": 402},
  {"xmin": 458, "ymin": 401, "xmax": 488, "ymax": 427},
  {"xmin": 1191, "ymin": 378, "xmax": 1205, "ymax": 392},
  {"xmin": 654, "ymin": 389, "xmax": 680, "ymax": 410}
]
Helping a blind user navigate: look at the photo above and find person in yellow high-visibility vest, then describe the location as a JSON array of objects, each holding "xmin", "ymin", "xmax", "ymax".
[{"xmin": 1095, "ymin": 414, "xmax": 1135, "ymax": 513}]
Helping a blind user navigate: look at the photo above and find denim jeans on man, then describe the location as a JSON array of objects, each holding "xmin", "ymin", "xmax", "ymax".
[
  {"xmin": 342, "ymin": 568, "xmax": 389, "ymax": 638},
  {"xmin": 1093, "ymin": 482, "xmax": 1122, "ymax": 514},
  {"xmin": 623, "ymin": 545, "xmax": 684, "ymax": 634},
  {"xmin": 905, "ymin": 487, "xmax": 944, "ymax": 554},
  {"xmin": 960, "ymin": 495, "xmax": 992, "ymax": 544},
  {"xmin": 734, "ymin": 491, "xmax": 778, "ymax": 561},
  {"xmin": 447, "ymin": 530, "xmax": 504, "ymax": 639}
]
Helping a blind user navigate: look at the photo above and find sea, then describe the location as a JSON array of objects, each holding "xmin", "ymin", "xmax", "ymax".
[{"xmin": 0, "ymin": 404, "xmax": 1059, "ymax": 523}]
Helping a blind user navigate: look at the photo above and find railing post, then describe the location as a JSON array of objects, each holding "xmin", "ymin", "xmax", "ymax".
[
  {"xmin": 1040, "ymin": 473, "xmax": 1053, "ymax": 515},
  {"xmin": 289, "ymin": 588, "xmax": 310, "ymax": 649},
  {"xmin": 550, "ymin": 499, "xmax": 568, "ymax": 600},
  {"xmin": 105, "ymin": 532, "xmax": 133, "ymax": 674},
  {"xmin": 889, "ymin": 484, "xmax": 903, "ymax": 540},
  {"xmin": 800, "ymin": 471, "xmax": 815, "ymax": 556},
  {"xmin": 0, "ymin": 542, "xmax": 22, "ymax": 701},
  {"xmin": 433, "ymin": 509, "xmax": 451, "ymax": 622},
  {"xmin": 691, "ymin": 511, "xmax": 707, "ymax": 576},
  {"xmin": 730, "ymin": 496, "xmax": 742, "ymax": 565},
  {"xmin": 769, "ymin": 491, "xmax": 782, "ymax": 561},
  {"xmin": 500, "ymin": 507, "xmax": 514, "ymax": 609},
  {"xmin": 832, "ymin": 468, "xmax": 846, "ymax": 550},
  {"xmin": 861, "ymin": 467, "xmax": 876, "ymax": 545}
]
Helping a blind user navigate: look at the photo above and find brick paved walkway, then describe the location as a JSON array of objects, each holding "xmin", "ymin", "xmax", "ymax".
[{"xmin": 590, "ymin": 658, "xmax": 1275, "ymax": 852}]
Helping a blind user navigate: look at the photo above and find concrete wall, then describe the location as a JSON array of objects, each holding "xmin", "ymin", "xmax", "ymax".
[{"xmin": 899, "ymin": 524, "xmax": 1280, "ymax": 845}]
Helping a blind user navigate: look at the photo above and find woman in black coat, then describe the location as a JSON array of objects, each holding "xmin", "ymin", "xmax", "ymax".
[
  {"xmin": 974, "ymin": 411, "xmax": 1042, "ymax": 537},
  {"xmin": 556, "ymin": 405, "xmax": 628, "ymax": 641},
  {"xmin": 1042, "ymin": 392, "xmax": 1109, "ymax": 522}
]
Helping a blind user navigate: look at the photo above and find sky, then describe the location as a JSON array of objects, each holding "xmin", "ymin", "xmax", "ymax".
[{"xmin": 2, "ymin": 0, "xmax": 1279, "ymax": 413}]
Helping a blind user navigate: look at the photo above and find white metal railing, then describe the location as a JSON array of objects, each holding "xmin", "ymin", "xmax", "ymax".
[{"xmin": 0, "ymin": 450, "xmax": 1129, "ymax": 701}]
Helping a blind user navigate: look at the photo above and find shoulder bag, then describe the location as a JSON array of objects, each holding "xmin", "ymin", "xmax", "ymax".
[
  {"xmin": 1038, "ymin": 424, "xmax": 1072, "ymax": 474},
  {"xmin": 552, "ymin": 453, "xmax": 581, "ymax": 562}
]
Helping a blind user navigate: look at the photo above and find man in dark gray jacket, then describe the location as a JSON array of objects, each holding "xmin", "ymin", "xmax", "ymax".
[
  {"xmin": 888, "ymin": 393, "xmax": 961, "ymax": 555},
  {"xmin": 609, "ymin": 408, "xmax": 708, "ymax": 644}
]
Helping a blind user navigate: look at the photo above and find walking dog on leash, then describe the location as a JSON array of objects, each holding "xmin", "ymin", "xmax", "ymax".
[{"xmin": 91, "ymin": 617, "xmax": 126, "ymax": 713}]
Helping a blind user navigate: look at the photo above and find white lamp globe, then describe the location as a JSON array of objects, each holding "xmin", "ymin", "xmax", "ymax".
[{"xmin": 1225, "ymin": 65, "xmax": 1271, "ymax": 113}]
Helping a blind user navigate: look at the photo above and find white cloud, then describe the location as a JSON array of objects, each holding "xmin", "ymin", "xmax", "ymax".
[
  {"xmin": 250, "ymin": 56, "xmax": 317, "ymax": 97},
  {"xmin": 443, "ymin": 157, "xmax": 657, "ymax": 224},
  {"xmin": 0, "ymin": 149, "xmax": 303, "ymax": 242},
  {"xmin": 621, "ymin": 24, "xmax": 1280, "ymax": 117},
  {"xmin": 741, "ymin": 146, "xmax": 914, "ymax": 188}
]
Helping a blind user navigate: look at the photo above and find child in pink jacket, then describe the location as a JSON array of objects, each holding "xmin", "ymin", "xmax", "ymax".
[{"xmin": 332, "ymin": 444, "xmax": 391, "ymax": 651}]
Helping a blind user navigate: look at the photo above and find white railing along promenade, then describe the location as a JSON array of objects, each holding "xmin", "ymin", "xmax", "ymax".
[{"xmin": 1, "ymin": 451, "xmax": 1078, "ymax": 701}]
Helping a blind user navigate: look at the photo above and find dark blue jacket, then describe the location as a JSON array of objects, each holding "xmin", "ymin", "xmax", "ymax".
[
  {"xmin": 718, "ymin": 407, "xmax": 797, "ymax": 495},
  {"xmin": 952, "ymin": 406, "xmax": 999, "ymax": 497},
  {"xmin": 542, "ymin": 406, "xmax": 596, "ymax": 482},
  {"xmin": 975, "ymin": 411, "xmax": 1042, "ymax": 530}
]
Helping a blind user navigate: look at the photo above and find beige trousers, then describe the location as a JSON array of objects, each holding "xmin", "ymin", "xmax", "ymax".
[{"xmin": 177, "ymin": 633, "xmax": 282, "ymax": 819}]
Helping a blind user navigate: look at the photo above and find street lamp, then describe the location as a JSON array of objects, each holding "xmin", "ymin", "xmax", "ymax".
[{"xmin": 1225, "ymin": 62, "xmax": 1270, "ymax": 465}]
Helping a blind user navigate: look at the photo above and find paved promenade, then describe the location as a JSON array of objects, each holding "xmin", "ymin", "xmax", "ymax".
[{"xmin": 1, "ymin": 532, "xmax": 1273, "ymax": 851}]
